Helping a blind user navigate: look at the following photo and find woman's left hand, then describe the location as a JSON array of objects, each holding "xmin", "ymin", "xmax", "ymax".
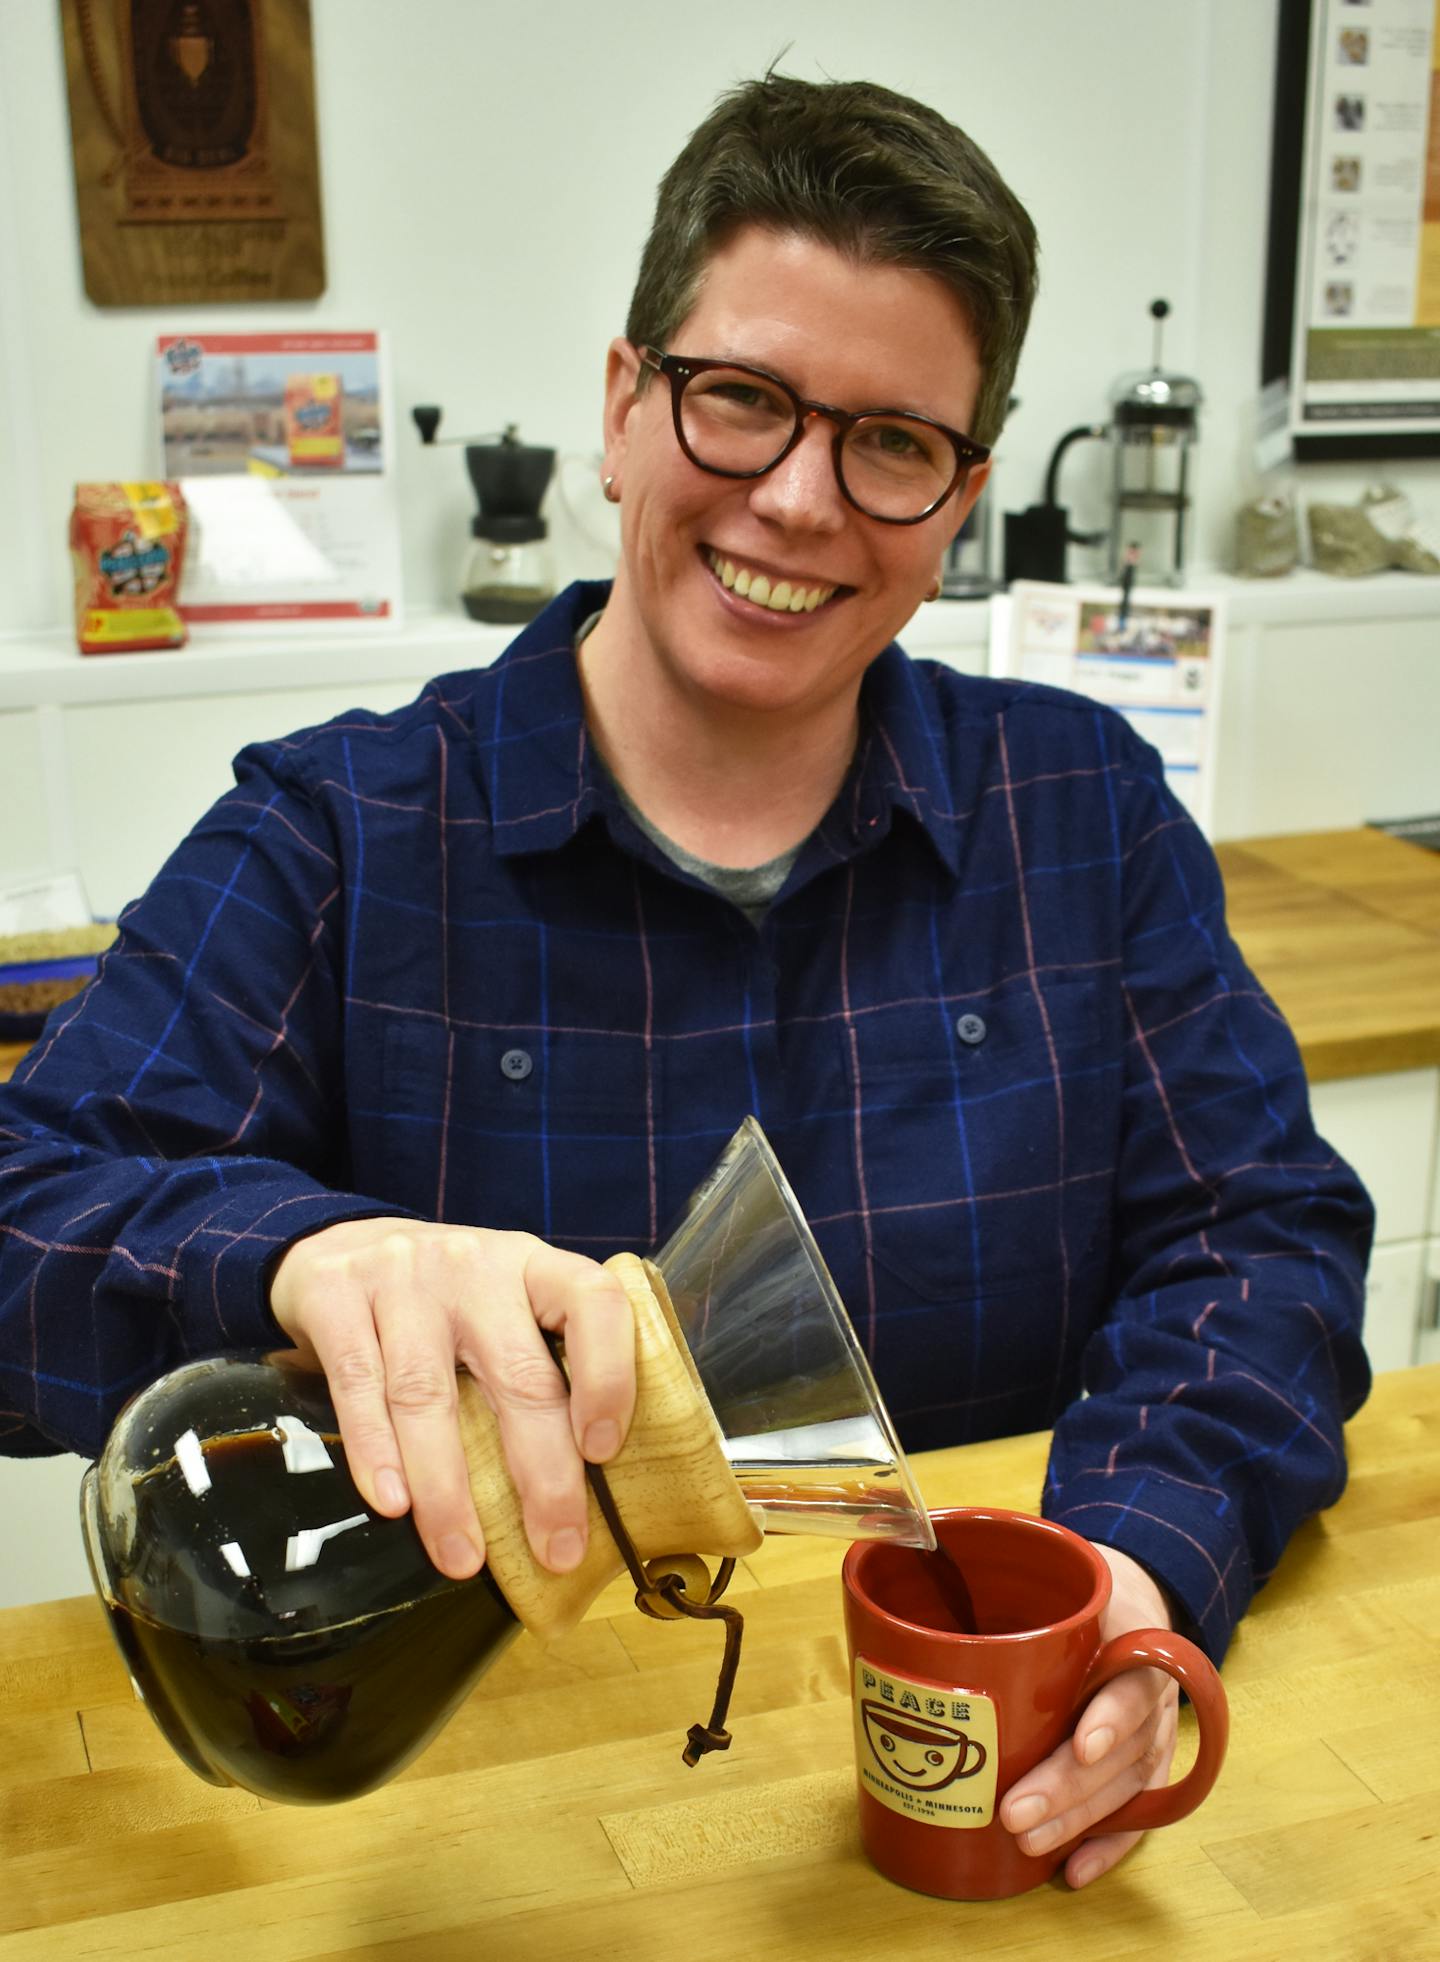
[{"xmin": 998, "ymin": 1545, "xmax": 1180, "ymax": 1889}]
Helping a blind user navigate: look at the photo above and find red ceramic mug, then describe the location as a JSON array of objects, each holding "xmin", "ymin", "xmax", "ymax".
[{"xmin": 841, "ymin": 1508, "xmax": 1229, "ymax": 1899}]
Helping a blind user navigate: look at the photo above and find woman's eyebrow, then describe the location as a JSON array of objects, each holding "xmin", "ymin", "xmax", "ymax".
[{"xmin": 705, "ymin": 350, "xmax": 938, "ymax": 417}]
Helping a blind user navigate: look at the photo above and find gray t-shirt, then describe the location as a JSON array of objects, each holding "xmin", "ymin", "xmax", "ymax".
[
  {"xmin": 612, "ymin": 780, "xmax": 798, "ymax": 926},
  {"xmin": 576, "ymin": 611, "xmax": 801, "ymax": 924}
]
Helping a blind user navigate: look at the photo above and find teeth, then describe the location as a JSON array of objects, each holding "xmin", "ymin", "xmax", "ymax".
[{"xmin": 707, "ymin": 550, "xmax": 835, "ymax": 615}]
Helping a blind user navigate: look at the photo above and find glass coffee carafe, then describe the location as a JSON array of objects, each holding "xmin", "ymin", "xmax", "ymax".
[
  {"xmin": 83, "ymin": 1350, "xmax": 517, "ymax": 1802},
  {"xmin": 83, "ymin": 1120, "xmax": 934, "ymax": 1804}
]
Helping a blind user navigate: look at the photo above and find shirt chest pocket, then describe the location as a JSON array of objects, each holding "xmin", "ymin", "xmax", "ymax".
[
  {"xmin": 848, "ymin": 979, "xmax": 1118, "ymax": 1303},
  {"xmin": 374, "ymin": 1019, "xmax": 664, "ymax": 1256}
]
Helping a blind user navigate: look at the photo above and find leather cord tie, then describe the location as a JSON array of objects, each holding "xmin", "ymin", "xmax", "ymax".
[{"xmin": 586, "ymin": 1460, "xmax": 745, "ymax": 1767}]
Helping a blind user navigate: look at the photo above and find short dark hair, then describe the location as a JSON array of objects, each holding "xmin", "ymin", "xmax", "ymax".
[{"xmin": 625, "ymin": 74, "xmax": 1038, "ymax": 447}]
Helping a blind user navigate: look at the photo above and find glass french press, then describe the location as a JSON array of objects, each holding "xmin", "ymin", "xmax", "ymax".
[{"xmin": 1043, "ymin": 299, "xmax": 1203, "ymax": 587}]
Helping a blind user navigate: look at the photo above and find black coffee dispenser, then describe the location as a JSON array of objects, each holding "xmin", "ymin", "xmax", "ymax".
[{"xmin": 413, "ymin": 408, "xmax": 557, "ymax": 624}]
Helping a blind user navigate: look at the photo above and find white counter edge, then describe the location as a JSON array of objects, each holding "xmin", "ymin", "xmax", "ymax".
[{"xmin": 0, "ymin": 569, "xmax": 1435, "ymax": 711}]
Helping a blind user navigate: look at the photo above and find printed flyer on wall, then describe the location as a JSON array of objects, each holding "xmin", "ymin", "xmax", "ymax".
[
  {"xmin": 1291, "ymin": 0, "xmax": 1440, "ymax": 443},
  {"xmin": 154, "ymin": 330, "xmax": 402, "ymax": 628},
  {"xmin": 992, "ymin": 582, "xmax": 1226, "ymax": 835}
]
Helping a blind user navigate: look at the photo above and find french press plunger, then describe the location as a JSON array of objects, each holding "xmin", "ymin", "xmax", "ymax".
[{"xmin": 1043, "ymin": 299, "xmax": 1203, "ymax": 587}]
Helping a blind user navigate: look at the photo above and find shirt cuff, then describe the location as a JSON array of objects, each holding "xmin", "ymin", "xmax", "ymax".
[
  {"xmin": 173, "ymin": 1182, "xmax": 418, "ymax": 1354},
  {"xmin": 1041, "ymin": 1476, "xmax": 1253, "ymax": 1663}
]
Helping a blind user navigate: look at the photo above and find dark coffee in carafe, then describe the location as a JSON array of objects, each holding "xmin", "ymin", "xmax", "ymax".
[{"xmin": 86, "ymin": 1365, "xmax": 518, "ymax": 1805}]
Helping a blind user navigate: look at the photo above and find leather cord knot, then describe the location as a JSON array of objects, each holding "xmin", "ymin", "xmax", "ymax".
[{"xmin": 586, "ymin": 1462, "xmax": 746, "ymax": 1768}]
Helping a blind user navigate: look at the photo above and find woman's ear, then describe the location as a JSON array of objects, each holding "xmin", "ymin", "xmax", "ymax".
[
  {"xmin": 601, "ymin": 337, "xmax": 643, "ymax": 479},
  {"xmin": 951, "ymin": 455, "xmax": 992, "ymax": 534}
]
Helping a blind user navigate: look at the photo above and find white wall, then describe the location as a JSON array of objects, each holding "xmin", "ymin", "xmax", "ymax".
[
  {"xmin": 2, "ymin": 0, "xmax": 1438, "ymax": 1610},
  {"xmin": 3, "ymin": 0, "xmax": 1436, "ymax": 638}
]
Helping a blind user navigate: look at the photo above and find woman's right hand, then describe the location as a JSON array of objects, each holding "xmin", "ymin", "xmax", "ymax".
[{"xmin": 268, "ymin": 1217, "xmax": 636, "ymax": 1581}]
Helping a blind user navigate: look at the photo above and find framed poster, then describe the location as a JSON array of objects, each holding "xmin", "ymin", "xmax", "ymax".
[
  {"xmin": 156, "ymin": 331, "xmax": 401, "ymax": 627},
  {"xmin": 1262, "ymin": 0, "xmax": 1440, "ymax": 458},
  {"xmin": 59, "ymin": 0, "xmax": 324, "ymax": 306},
  {"xmin": 992, "ymin": 583, "xmax": 1227, "ymax": 837}
]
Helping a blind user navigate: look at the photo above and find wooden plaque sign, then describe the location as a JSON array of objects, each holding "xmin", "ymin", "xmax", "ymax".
[{"xmin": 60, "ymin": 0, "xmax": 325, "ymax": 306}]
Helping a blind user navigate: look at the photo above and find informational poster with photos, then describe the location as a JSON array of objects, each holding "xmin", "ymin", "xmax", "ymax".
[
  {"xmin": 992, "ymin": 583, "xmax": 1226, "ymax": 835},
  {"xmin": 1289, "ymin": 0, "xmax": 1440, "ymax": 445},
  {"xmin": 154, "ymin": 330, "xmax": 402, "ymax": 628}
]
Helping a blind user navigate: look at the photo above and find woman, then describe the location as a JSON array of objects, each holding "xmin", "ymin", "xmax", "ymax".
[{"xmin": 0, "ymin": 75, "xmax": 1370, "ymax": 1888}]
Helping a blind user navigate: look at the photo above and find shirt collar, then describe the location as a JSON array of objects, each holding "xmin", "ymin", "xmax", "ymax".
[{"xmin": 473, "ymin": 579, "xmax": 963, "ymax": 877}]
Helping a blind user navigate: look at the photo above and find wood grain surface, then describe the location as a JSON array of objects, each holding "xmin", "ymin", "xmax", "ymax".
[
  {"xmin": 1215, "ymin": 829, "xmax": 1440, "ymax": 1080},
  {"xmin": 2, "ymin": 1364, "xmax": 1437, "ymax": 1961},
  {"xmin": 59, "ymin": 0, "xmax": 324, "ymax": 306}
]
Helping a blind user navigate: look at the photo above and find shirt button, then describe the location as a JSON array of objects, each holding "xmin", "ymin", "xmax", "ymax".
[
  {"xmin": 500, "ymin": 1047, "xmax": 533, "ymax": 1081},
  {"xmin": 955, "ymin": 1013, "xmax": 987, "ymax": 1046}
]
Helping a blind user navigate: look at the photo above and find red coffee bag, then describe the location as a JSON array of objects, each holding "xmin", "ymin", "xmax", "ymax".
[{"xmin": 70, "ymin": 481, "xmax": 189, "ymax": 655}]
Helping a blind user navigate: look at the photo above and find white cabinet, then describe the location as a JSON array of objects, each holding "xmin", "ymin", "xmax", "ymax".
[
  {"xmin": 1308, "ymin": 1069, "xmax": 1439, "ymax": 1252},
  {"xmin": 1363, "ymin": 1242, "xmax": 1434, "ymax": 1374},
  {"xmin": 1310, "ymin": 1069, "xmax": 1440, "ymax": 1374},
  {"xmin": 62, "ymin": 681, "xmax": 426, "ymax": 916},
  {"xmin": 1212, "ymin": 608, "xmax": 1440, "ymax": 840},
  {"xmin": 0, "ymin": 706, "xmax": 52, "ymax": 881},
  {"xmin": 0, "ymin": 600, "xmax": 987, "ymax": 918},
  {"xmin": 0, "ymin": 616, "xmax": 503, "ymax": 918},
  {"xmin": 1417, "ymin": 1245, "xmax": 1440, "ymax": 1368},
  {"xmin": 0, "ymin": 1454, "xmax": 91, "ymax": 1608}
]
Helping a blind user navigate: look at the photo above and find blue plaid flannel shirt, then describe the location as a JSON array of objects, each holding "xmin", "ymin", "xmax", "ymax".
[{"xmin": 0, "ymin": 579, "xmax": 1372, "ymax": 1658}]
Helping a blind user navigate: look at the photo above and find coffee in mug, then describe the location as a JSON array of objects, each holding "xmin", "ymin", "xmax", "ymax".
[{"xmin": 842, "ymin": 1507, "xmax": 1228, "ymax": 1899}]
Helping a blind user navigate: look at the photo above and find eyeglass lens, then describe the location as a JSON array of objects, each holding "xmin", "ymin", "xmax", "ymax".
[{"xmin": 678, "ymin": 367, "xmax": 961, "ymax": 520}]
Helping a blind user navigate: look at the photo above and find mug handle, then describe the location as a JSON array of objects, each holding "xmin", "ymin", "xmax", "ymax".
[{"xmin": 1074, "ymin": 1628, "xmax": 1229, "ymax": 1834}]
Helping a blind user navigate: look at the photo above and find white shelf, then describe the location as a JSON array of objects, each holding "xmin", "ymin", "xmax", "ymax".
[
  {"xmin": 1, "ymin": 570, "xmax": 1434, "ymax": 714},
  {"xmin": 1189, "ymin": 566, "xmax": 1440, "ymax": 627},
  {"xmin": 0, "ymin": 596, "xmax": 988, "ymax": 711},
  {"xmin": 0, "ymin": 611, "xmax": 509, "ymax": 711}
]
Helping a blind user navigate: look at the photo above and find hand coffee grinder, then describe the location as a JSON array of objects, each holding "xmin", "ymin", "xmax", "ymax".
[{"xmin": 413, "ymin": 407, "xmax": 557, "ymax": 624}]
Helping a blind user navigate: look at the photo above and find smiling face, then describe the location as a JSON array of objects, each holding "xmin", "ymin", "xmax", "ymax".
[
  {"xmin": 596, "ymin": 226, "xmax": 990, "ymax": 730},
  {"xmin": 861, "ymin": 1701, "xmax": 986, "ymax": 1791}
]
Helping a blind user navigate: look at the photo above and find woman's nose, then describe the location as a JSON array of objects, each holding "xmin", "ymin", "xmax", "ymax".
[{"xmin": 747, "ymin": 414, "xmax": 847, "ymax": 532}]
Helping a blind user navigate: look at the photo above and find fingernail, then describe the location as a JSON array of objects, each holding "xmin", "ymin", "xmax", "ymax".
[
  {"xmin": 583, "ymin": 1419, "xmax": 620, "ymax": 1463},
  {"xmin": 1007, "ymin": 1794, "xmax": 1047, "ymax": 1832},
  {"xmin": 437, "ymin": 1532, "xmax": 481, "ymax": 1578},
  {"xmin": 1071, "ymin": 1857, "xmax": 1103, "ymax": 1889},
  {"xmin": 1083, "ymin": 1725, "xmax": 1116, "ymax": 1766},
  {"xmin": 547, "ymin": 1527, "xmax": 585, "ymax": 1573},
  {"xmin": 1026, "ymin": 1820, "xmax": 1063, "ymax": 1855},
  {"xmin": 376, "ymin": 1469, "xmax": 408, "ymax": 1512}
]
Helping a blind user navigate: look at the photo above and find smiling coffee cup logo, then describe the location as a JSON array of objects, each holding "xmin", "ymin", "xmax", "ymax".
[{"xmin": 853, "ymin": 1658, "xmax": 998, "ymax": 1828}]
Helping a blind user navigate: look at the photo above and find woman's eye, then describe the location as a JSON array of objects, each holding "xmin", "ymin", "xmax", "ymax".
[{"xmin": 851, "ymin": 419, "xmax": 940, "ymax": 471}]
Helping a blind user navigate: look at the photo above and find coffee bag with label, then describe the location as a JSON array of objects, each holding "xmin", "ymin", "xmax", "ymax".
[{"xmin": 69, "ymin": 481, "xmax": 189, "ymax": 654}]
